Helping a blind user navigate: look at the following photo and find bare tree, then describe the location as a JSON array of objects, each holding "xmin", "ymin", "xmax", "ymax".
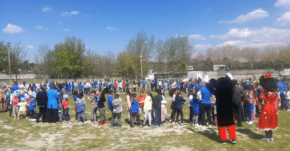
[{"xmin": 10, "ymin": 42, "xmax": 26, "ymax": 81}]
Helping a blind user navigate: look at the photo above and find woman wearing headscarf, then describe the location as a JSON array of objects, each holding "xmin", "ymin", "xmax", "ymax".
[{"xmin": 47, "ymin": 84, "xmax": 59, "ymax": 123}]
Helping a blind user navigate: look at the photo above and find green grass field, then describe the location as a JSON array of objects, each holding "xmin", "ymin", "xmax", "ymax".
[{"xmin": 1, "ymin": 90, "xmax": 290, "ymax": 151}]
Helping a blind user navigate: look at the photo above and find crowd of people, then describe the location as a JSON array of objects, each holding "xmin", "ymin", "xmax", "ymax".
[{"xmin": 0, "ymin": 73, "xmax": 286, "ymax": 144}]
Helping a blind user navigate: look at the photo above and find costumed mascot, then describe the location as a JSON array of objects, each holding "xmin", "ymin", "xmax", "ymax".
[
  {"xmin": 216, "ymin": 76, "xmax": 237, "ymax": 145},
  {"xmin": 257, "ymin": 73, "xmax": 278, "ymax": 142}
]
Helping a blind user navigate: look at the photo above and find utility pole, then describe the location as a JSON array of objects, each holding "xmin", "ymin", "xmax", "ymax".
[
  {"xmin": 7, "ymin": 42, "xmax": 11, "ymax": 86},
  {"xmin": 140, "ymin": 48, "xmax": 143, "ymax": 80},
  {"xmin": 141, "ymin": 55, "xmax": 143, "ymax": 80}
]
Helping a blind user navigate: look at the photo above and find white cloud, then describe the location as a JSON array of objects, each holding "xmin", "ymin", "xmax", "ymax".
[
  {"xmin": 27, "ymin": 45, "xmax": 34, "ymax": 49},
  {"xmin": 220, "ymin": 8, "xmax": 269, "ymax": 23},
  {"xmin": 106, "ymin": 26, "xmax": 116, "ymax": 31},
  {"xmin": 64, "ymin": 29, "xmax": 69, "ymax": 32},
  {"xmin": 42, "ymin": 5, "xmax": 52, "ymax": 12},
  {"xmin": 36, "ymin": 25, "xmax": 47, "ymax": 30},
  {"xmin": 216, "ymin": 41, "xmax": 285, "ymax": 49},
  {"xmin": 217, "ymin": 41, "xmax": 242, "ymax": 47},
  {"xmin": 210, "ymin": 28, "xmax": 252, "ymax": 39},
  {"xmin": 275, "ymin": 0, "xmax": 290, "ymax": 9},
  {"xmin": 188, "ymin": 34, "xmax": 206, "ymax": 40},
  {"xmin": 277, "ymin": 11, "xmax": 290, "ymax": 25},
  {"xmin": 2, "ymin": 23, "xmax": 23, "ymax": 34},
  {"xmin": 211, "ymin": 27, "xmax": 290, "ymax": 43},
  {"xmin": 194, "ymin": 44, "xmax": 212, "ymax": 51},
  {"xmin": 61, "ymin": 11, "xmax": 80, "ymax": 16}
]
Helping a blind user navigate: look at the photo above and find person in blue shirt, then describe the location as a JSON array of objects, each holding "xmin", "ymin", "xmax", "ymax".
[
  {"xmin": 107, "ymin": 90, "xmax": 114, "ymax": 118},
  {"xmin": 130, "ymin": 93, "xmax": 140, "ymax": 127},
  {"xmin": 142, "ymin": 80, "xmax": 146, "ymax": 91},
  {"xmin": 99, "ymin": 80, "xmax": 103, "ymax": 92},
  {"xmin": 28, "ymin": 93, "xmax": 36, "ymax": 121},
  {"xmin": 67, "ymin": 83, "xmax": 71, "ymax": 96},
  {"xmin": 47, "ymin": 85, "xmax": 59, "ymax": 123},
  {"xmin": 5, "ymin": 91, "xmax": 10, "ymax": 111},
  {"xmin": 154, "ymin": 80, "xmax": 158, "ymax": 91},
  {"xmin": 11, "ymin": 82, "xmax": 19, "ymax": 93},
  {"xmin": 78, "ymin": 82, "xmax": 83, "ymax": 91},
  {"xmin": 94, "ymin": 81, "xmax": 98, "ymax": 89},
  {"xmin": 73, "ymin": 90, "xmax": 78, "ymax": 120},
  {"xmin": 277, "ymin": 80, "xmax": 289, "ymax": 110},
  {"xmin": 110, "ymin": 81, "xmax": 114, "ymax": 92},
  {"xmin": 71, "ymin": 82, "xmax": 75, "ymax": 95},
  {"xmin": 92, "ymin": 82, "xmax": 95, "ymax": 90},
  {"xmin": 198, "ymin": 82, "xmax": 215, "ymax": 126}
]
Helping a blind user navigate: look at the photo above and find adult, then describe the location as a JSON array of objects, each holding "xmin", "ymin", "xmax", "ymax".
[
  {"xmin": 232, "ymin": 79, "xmax": 246, "ymax": 127},
  {"xmin": 173, "ymin": 90, "xmax": 186, "ymax": 125},
  {"xmin": 153, "ymin": 89, "xmax": 162, "ymax": 127},
  {"xmin": 78, "ymin": 82, "xmax": 83, "ymax": 91},
  {"xmin": 46, "ymin": 84, "xmax": 59, "ymax": 123},
  {"xmin": 216, "ymin": 77, "xmax": 237, "ymax": 145},
  {"xmin": 11, "ymin": 82, "xmax": 19, "ymax": 93},
  {"xmin": 36, "ymin": 87, "xmax": 48, "ymax": 123},
  {"xmin": 198, "ymin": 80, "xmax": 215, "ymax": 126},
  {"xmin": 277, "ymin": 79, "xmax": 289, "ymax": 110}
]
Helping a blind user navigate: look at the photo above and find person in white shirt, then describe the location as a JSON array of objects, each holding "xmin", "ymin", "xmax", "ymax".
[
  {"xmin": 284, "ymin": 87, "xmax": 290, "ymax": 111},
  {"xmin": 84, "ymin": 81, "xmax": 91, "ymax": 95}
]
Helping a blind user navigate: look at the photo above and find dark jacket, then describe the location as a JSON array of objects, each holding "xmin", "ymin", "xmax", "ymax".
[
  {"xmin": 153, "ymin": 95, "xmax": 162, "ymax": 109},
  {"xmin": 98, "ymin": 90, "xmax": 106, "ymax": 108},
  {"xmin": 216, "ymin": 77, "xmax": 234, "ymax": 127},
  {"xmin": 36, "ymin": 90, "xmax": 48, "ymax": 107},
  {"xmin": 174, "ymin": 96, "xmax": 186, "ymax": 109},
  {"xmin": 232, "ymin": 86, "xmax": 246, "ymax": 102}
]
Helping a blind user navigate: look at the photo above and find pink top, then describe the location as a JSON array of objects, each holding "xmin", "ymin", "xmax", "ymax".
[{"xmin": 126, "ymin": 95, "xmax": 131, "ymax": 110}]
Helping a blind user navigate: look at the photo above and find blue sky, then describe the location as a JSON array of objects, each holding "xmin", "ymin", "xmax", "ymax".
[{"xmin": 1, "ymin": 0, "xmax": 290, "ymax": 61}]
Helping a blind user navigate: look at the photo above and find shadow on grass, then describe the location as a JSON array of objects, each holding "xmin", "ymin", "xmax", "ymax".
[
  {"xmin": 236, "ymin": 128, "xmax": 264, "ymax": 140},
  {"xmin": 187, "ymin": 127, "xmax": 220, "ymax": 143}
]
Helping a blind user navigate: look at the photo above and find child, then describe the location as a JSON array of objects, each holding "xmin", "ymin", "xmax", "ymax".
[
  {"xmin": 89, "ymin": 91, "xmax": 98, "ymax": 124},
  {"xmin": 28, "ymin": 93, "xmax": 36, "ymax": 121},
  {"xmin": 133, "ymin": 81, "xmax": 136, "ymax": 92},
  {"xmin": 73, "ymin": 90, "xmax": 78, "ymax": 120},
  {"xmin": 191, "ymin": 93, "xmax": 200, "ymax": 126},
  {"xmin": 130, "ymin": 93, "xmax": 140, "ymax": 128},
  {"xmin": 62, "ymin": 94, "xmax": 70, "ymax": 123},
  {"xmin": 188, "ymin": 90, "xmax": 193, "ymax": 124},
  {"xmin": 76, "ymin": 91, "xmax": 86, "ymax": 124},
  {"xmin": 161, "ymin": 90, "xmax": 167, "ymax": 123},
  {"xmin": 98, "ymin": 88, "xmax": 108, "ymax": 126},
  {"xmin": 25, "ymin": 94, "xmax": 31, "ymax": 119},
  {"xmin": 126, "ymin": 90, "xmax": 132, "ymax": 123},
  {"xmin": 143, "ymin": 93, "xmax": 152, "ymax": 126},
  {"xmin": 284, "ymin": 87, "xmax": 290, "ymax": 111},
  {"xmin": 18, "ymin": 97, "xmax": 28, "ymax": 119},
  {"xmin": 110, "ymin": 94, "xmax": 123, "ymax": 129},
  {"xmin": 246, "ymin": 91, "xmax": 256, "ymax": 124}
]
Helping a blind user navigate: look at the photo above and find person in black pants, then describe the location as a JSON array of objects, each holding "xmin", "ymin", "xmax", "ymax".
[
  {"xmin": 174, "ymin": 90, "xmax": 186, "ymax": 125},
  {"xmin": 153, "ymin": 89, "xmax": 162, "ymax": 127},
  {"xmin": 36, "ymin": 87, "xmax": 48, "ymax": 123},
  {"xmin": 232, "ymin": 80, "xmax": 246, "ymax": 127}
]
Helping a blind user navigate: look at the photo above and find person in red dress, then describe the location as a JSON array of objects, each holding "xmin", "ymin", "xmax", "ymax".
[{"xmin": 257, "ymin": 73, "xmax": 278, "ymax": 142}]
